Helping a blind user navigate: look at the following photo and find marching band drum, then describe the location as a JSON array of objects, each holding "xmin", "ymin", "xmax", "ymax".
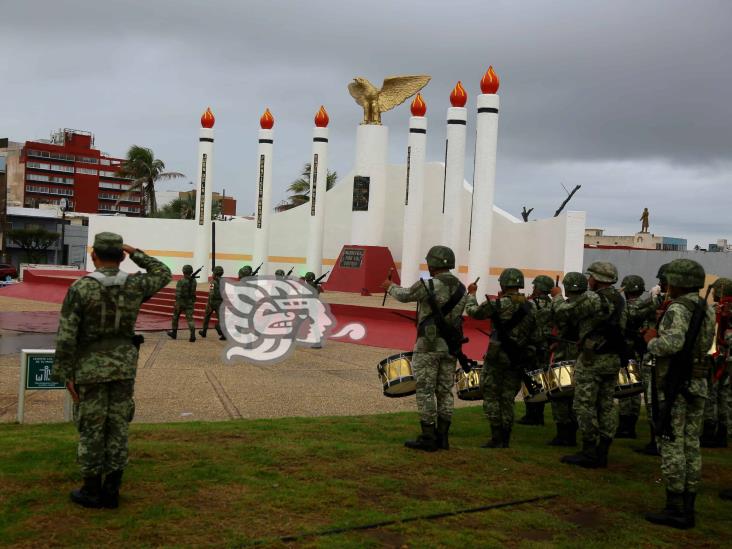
[{"xmin": 377, "ymin": 352, "xmax": 417, "ymax": 397}]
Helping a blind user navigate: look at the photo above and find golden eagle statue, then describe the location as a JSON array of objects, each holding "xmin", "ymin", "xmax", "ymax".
[{"xmin": 348, "ymin": 75, "xmax": 431, "ymax": 125}]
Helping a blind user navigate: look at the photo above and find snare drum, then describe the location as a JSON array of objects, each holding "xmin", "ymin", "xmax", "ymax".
[
  {"xmin": 521, "ymin": 369, "xmax": 549, "ymax": 403},
  {"xmin": 615, "ymin": 360, "xmax": 644, "ymax": 398},
  {"xmin": 377, "ymin": 352, "xmax": 416, "ymax": 397},
  {"xmin": 546, "ymin": 360, "xmax": 576, "ymax": 399},
  {"xmin": 455, "ymin": 366, "xmax": 483, "ymax": 401}
]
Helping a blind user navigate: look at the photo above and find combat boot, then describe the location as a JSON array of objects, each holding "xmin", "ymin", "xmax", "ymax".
[
  {"xmin": 481, "ymin": 424, "xmax": 504, "ymax": 448},
  {"xmin": 166, "ymin": 329, "xmax": 177, "ymax": 340},
  {"xmin": 404, "ymin": 422, "xmax": 438, "ymax": 452},
  {"xmin": 616, "ymin": 415, "xmax": 637, "ymax": 439},
  {"xmin": 215, "ymin": 325, "xmax": 226, "ymax": 341},
  {"xmin": 517, "ymin": 402, "xmax": 545, "ymax": 426},
  {"xmin": 645, "ymin": 490, "xmax": 691, "ymax": 529},
  {"xmin": 714, "ymin": 423, "xmax": 728, "ymax": 448},
  {"xmin": 548, "ymin": 423, "xmax": 576, "ymax": 447},
  {"xmin": 502, "ymin": 426, "xmax": 512, "ymax": 448},
  {"xmin": 596, "ymin": 435, "xmax": 612, "ymax": 468},
  {"xmin": 636, "ymin": 426, "xmax": 660, "ymax": 456},
  {"xmin": 189, "ymin": 329, "xmax": 196, "ymax": 343},
  {"xmin": 198, "ymin": 328, "xmax": 207, "ymax": 338},
  {"xmin": 70, "ymin": 475, "xmax": 103, "ymax": 508},
  {"xmin": 683, "ymin": 491, "xmax": 696, "ymax": 528},
  {"xmin": 720, "ymin": 489, "xmax": 732, "ymax": 500},
  {"xmin": 101, "ymin": 470, "xmax": 124, "ymax": 509},
  {"xmin": 436, "ymin": 417, "xmax": 451, "ymax": 450},
  {"xmin": 561, "ymin": 438, "xmax": 599, "ymax": 468},
  {"xmin": 700, "ymin": 420, "xmax": 718, "ymax": 448}
]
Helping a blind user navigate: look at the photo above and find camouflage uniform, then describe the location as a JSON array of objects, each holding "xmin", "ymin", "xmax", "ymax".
[
  {"xmin": 53, "ymin": 232, "xmax": 171, "ymax": 508},
  {"xmin": 168, "ymin": 265, "xmax": 197, "ymax": 342},
  {"xmin": 238, "ymin": 265, "xmax": 253, "ymax": 279},
  {"xmin": 555, "ymin": 262, "xmax": 625, "ymax": 468},
  {"xmin": 200, "ymin": 266, "xmax": 225, "ymax": 340},
  {"xmin": 466, "ymin": 268, "xmax": 537, "ymax": 448},
  {"xmin": 388, "ymin": 245, "xmax": 467, "ymax": 451},
  {"xmin": 645, "ymin": 259, "xmax": 714, "ymax": 529}
]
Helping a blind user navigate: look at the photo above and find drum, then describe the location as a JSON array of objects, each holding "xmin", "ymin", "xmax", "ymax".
[
  {"xmin": 377, "ymin": 352, "xmax": 416, "ymax": 397},
  {"xmin": 615, "ymin": 360, "xmax": 644, "ymax": 398},
  {"xmin": 521, "ymin": 369, "xmax": 549, "ymax": 403},
  {"xmin": 546, "ymin": 360, "xmax": 576, "ymax": 399},
  {"xmin": 455, "ymin": 366, "xmax": 483, "ymax": 401}
]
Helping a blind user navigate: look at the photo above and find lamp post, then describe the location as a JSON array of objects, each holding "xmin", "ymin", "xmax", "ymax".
[{"xmin": 59, "ymin": 198, "xmax": 68, "ymax": 265}]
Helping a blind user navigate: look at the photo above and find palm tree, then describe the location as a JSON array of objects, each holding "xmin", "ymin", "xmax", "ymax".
[
  {"xmin": 276, "ymin": 163, "xmax": 337, "ymax": 212},
  {"xmin": 155, "ymin": 191, "xmax": 222, "ymax": 220},
  {"xmin": 117, "ymin": 146, "xmax": 184, "ymax": 216}
]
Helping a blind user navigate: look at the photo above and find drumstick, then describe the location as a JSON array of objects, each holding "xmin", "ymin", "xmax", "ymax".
[
  {"xmin": 555, "ymin": 275, "xmax": 560, "ymax": 287},
  {"xmin": 381, "ymin": 267, "xmax": 394, "ymax": 306}
]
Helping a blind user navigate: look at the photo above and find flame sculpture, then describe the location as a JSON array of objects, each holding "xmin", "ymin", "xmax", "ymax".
[
  {"xmin": 480, "ymin": 66, "xmax": 500, "ymax": 94},
  {"xmin": 200, "ymin": 107, "xmax": 215, "ymax": 128},
  {"xmin": 410, "ymin": 93, "xmax": 427, "ymax": 117},
  {"xmin": 314, "ymin": 105, "xmax": 329, "ymax": 127},
  {"xmin": 450, "ymin": 81, "xmax": 467, "ymax": 108},
  {"xmin": 260, "ymin": 108, "xmax": 275, "ymax": 130}
]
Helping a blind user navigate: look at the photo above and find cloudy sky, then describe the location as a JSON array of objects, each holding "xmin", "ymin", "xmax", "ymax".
[{"xmin": 2, "ymin": 0, "xmax": 731, "ymax": 246}]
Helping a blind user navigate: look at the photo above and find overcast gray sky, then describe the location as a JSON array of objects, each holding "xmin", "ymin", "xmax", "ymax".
[{"xmin": 2, "ymin": 0, "xmax": 731, "ymax": 246}]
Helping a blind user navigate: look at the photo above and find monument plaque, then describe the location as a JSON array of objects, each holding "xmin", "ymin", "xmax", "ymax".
[
  {"xmin": 340, "ymin": 248, "xmax": 365, "ymax": 269},
  {"xmin": 352, "ymin": 176, "xmax": 370, "ymax": 211}
]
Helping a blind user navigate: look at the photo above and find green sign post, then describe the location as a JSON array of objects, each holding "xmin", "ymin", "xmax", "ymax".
[{"xmin": 17, "ymin": 349, "xmax": 71, "ymax": 423}]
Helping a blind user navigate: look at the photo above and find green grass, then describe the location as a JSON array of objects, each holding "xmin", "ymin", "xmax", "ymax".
[{"xmin": 1, "ymin": 406, "xmax": 731, "ymax": 548}]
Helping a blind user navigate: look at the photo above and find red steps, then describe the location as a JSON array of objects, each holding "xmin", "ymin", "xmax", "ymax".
[{"xmin": 139, "ymin": 287, "xmax": 217, "ymax": 324}]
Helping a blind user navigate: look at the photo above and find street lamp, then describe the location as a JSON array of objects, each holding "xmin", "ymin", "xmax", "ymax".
[{"xmin": 59, "ymin": 198, "xmax": 68, "ymax": 265}]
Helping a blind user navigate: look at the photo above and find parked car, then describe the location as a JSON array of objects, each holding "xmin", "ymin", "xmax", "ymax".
[{"xmin": 0, "ymin": 264, "xmax": 18, "ymax": 280}]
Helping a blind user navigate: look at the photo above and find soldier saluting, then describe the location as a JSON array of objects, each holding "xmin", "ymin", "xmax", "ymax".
[{"xmin": 53, "ymin": 232, "xmax": 171, "ymax": 508}]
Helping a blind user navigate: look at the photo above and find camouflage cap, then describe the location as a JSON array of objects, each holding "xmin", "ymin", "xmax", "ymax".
[
  {"xmin": 586, "ymin": 261, "xmax": 618, "ymax": 284},
  {"xmin": 213, "ymin": 265, "xmax": 224, "ymax": 276},
  {"xmin": 713, "ymin": 277, "xmax": 732, "ymax": 298},
  {"xmin": 305, "ymin": 272, "xmax": 316, "ymax": 282},
  {"xmin": 275, "ymin": 269, "xmax": 285, "ymax": 277},
  {"xmin": 425, "ymin": 245, "xmax": 455, "ymax": 269},
  {"xmin": 665, "ymin": 259, "xmax": 705, "ymax": 289},
  {"xmin": 656, "ymin": 263, "xmax": 669, "ymax": 283},
  {"xmin": 499, "ymin": 268, "xmax": 524, "ymax": 289},
  {"xmin": 92, "ymin": 232, "xmax": 123, "ymax": 254},
  {"xmin": 182, "ymin": 264, "xmax": 193, "ymax": 275},
  {"xmin": 621, "ymin": 274, "xmax": 645, "ymax": 294},
  {"xmin": 238, "ymin": 266, "xmax": 252, "ymax": 278},
  {"xmin": 563, "ymin": 272, "xmax": 588, "ymax": 293},
  {"xmin": 532, "ymin": 275, "xmax": 554, "ymax": 293}
]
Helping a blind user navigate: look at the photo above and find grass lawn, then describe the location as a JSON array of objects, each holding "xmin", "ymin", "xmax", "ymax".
[{"xmin": 1, "ymin": 405, "xmax": 731, "ymax": 548}]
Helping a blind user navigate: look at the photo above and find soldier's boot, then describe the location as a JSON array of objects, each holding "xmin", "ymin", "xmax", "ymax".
[
  {"xmin": 198, "ymin": 327, "xmax": 207, "ymax": 338},
  {"xmin": 166, "ymin": 329, "xmax": 177, "ymax": 340},
  {"xmin": 502, "ymin": 426, "xmax": 512, "ymax": 448},
  {"xmin": 404, "ymin": 422, "xmax": 438, "ymax": 452},
  {"xmin": 566, "ymin": 422, "xmax": 578, "ymax": 447},
  {"xmin": 517, "ymin": 402, "xmax": 544, "ymax": 426},
  {"xmin": 101, "ymin": 470, "xmax": 124, "ymax": 509},
  {"xmin": 719, "ymin": 489, "xmax": 732, "ymax": 500},
  {"xmin": 700, "ymin": 420, "xmax": 718, "ymax": 448},
  {"xmin": 645, "ymin": 490, "xmax": 691, "ymax": 529},
  {"xmin": 436, "ymin": 417, "xmax": 451, "ymax": 450},
  {"xmin": 596, "ymin": 435, "xmax": 612, "ymax": 468},
  {"xmin": 70, "ymin": 475, "xmax": 103, "ymax": 508},
  {"xmin": 636, "ymin": 426, "xmax": 660, "ymax": 456},
  {"xmin": 189, "ymin": 329, "xmax": 196, "ymax": 343},
  {"xmin": 548, "ymin": 423, "xmax": 576, "ymax": 447},
  {"xmin": 481, "ymin": 424, "xmax": 504, "ymax": 448},
  {"xmin": 714, "ymin": 423, "xmax": 728, "ymax": 448},
  {"xmin": 561, "ymin": 438, "xmax": 599, "ymax": 468},
  {"xmin": 615, "ymin": 415, "xmax": 637, "ymax": 439},
  {"xmin": 683, "ymin": 491, "xmax": 696, "ymax": 528},
  {"xmin": 215, "ymin": 324, "xmax": 226, "ymax": 341}
]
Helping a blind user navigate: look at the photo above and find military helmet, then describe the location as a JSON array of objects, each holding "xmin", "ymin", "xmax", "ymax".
[
  {"xmin": 532, "ymin": 275, "xmax": 554, "ymax": 293},
  {"xmin": 305, "ymin": 272, "xmax": 316, "ymax": 282},
  {"xmin": 213, "ymin": 265, "xmax": 224, "ymax": 276},
  {"xmin": 621, "ymin": 275, "xmax": 645, "ymax": 294},
  {"xmin": 275, "ymin": 269, "xmax": 285, "ymax": 277},
  {"xmin": 712, "ymin": 277, "xmax": 732, "ymax": 298},
  {"xmin": 498, "ymin": 268, "xmax": 524, "ymax": 289},
  {"xmin": 665, "ymin": 259, "xmax": 705, "ymax": 289},
  {"xmin": 425, "ymin": 245, "xmax": 455, "ymax": 269},
  {"xmin": 182, "ymin": 264, "xmax": 193, "ymax": 275},
  {"xmin": 656, "ymin": 263, "xmax": 669, "ymax": 283},
  {"xmin": 238, "ymin": 265, "xmax": 253, "ymax": 278},
  {"xmin": 586, "ymin": 261, "xmax": 618, "ymax": 284},
  {"xmin": 563, "ymin": 272, "xmax": 588, "ymax": 293}
]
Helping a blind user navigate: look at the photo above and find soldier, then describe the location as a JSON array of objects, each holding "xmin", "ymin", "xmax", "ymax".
[
  {"xmin": 238, "ymin": 265, "xmax": 253, "ymax": 280},
  {"xmin": 721, "ymin": 322, "xmax": 732, "ymax": 502},
  {"xmin": 199, "ymin": 265, "xmax": 226, "ymax": 340},
  {"xmin": 381, "ymin": 245, "xmax": 468, "ymax": 452},
  {"xmin": 644, "ymin": 259, "xmax": 715, "ymax": 529},
  {"xmin": 616, "ymin": 275, "xmax": 655, "ymax": 438},
  {"xmin": 167, "ymin": 265, "xmax": 197, "ymax": 342},
  {"xmin": 547, "ymin": 272, "xmax": 585, "ymax": 447},
  {"xmin": 275, "ymin": 269, "xmax": 286, "ymax": 278},
  {"xmin": 517, "ymin": 275, "xmax": 554, "ymax": 426},
  {"xmin": 552, "ymin": 261, "xmax": 625, "ymax": 468},
  {"xmin": 700, "ymin": 277, "xmax": 732, "ymax": 448},
  {"xmin": 52, "ymin": 232, "xmax": 171, "ymax": 508},
  {"xmin": 465, "ymin": 268, "xmax": 537, "ymax": 448}
]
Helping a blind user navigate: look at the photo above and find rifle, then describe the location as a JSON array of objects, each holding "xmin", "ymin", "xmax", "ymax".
[
  {"xmin": 419, "ymin": 279, "xmax": 478, "ymax": 373},
  {"xmin": 657, "ymin": 285, "xmax": 712, "ymax": 441},
  {"xmin": 251, "ymin": 262, "xmax": 263, "ymax": 276},
  {"xmin": 382, "ymin": 267, "xmax": 394, "ymax": 306},
  {"xmin": 313, "ymin": 270, "xmax": 330, "ymax": 286},
  {"xmin": 491, "ymin": 300, "xmax": 542, "ymax": 394},
  {"xmin": 286, "ymin": 266, "xmax": 294, "ymax": 277},
  {"xmin": 191, "ymin": 266, "xmax": 204, "ymax": 279}
]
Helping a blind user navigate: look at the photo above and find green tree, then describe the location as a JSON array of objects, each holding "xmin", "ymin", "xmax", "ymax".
[
  {"xmin": 155, "ymin": 191, "xmax": 222, "ymax": 220},
  {"xmin": 8, "ymin": 227, "xmax": 59, "ymax": 263},
  {"xmin": 276, "ymin": 163, "xmax": 337, "ymax": 212},
  {"xmin": 117, "ymin": 145, "xmax": 185, "ymax": 216}
]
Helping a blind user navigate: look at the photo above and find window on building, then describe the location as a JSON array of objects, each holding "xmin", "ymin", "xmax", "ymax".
[
  {"xmin": 76, "ymin": 167, "xmax": 98, "ymax": 175},
  {"xmin": 76, "ymin": 156, "xmax": 99, "ymax": 164}
]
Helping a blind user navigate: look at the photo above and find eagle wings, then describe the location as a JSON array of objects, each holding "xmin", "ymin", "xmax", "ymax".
[{"xmin": 348, "ymin": 75, "xmax": 431, "ymax": 124}]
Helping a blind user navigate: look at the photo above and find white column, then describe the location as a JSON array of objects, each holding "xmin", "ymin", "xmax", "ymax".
[
  {"xmin": 306, "ymin": 107, "xmax": 329, "ymax": 276},
  {"xmin": 193, "ymin": 108, "xmax": 215, "ymax": 280},
  {"xmin": 400, "ymin": 101, "xmax": 427, "ymax": 285},
  {"xmin": 350, "ymin": 124, "xmax": 388, "ymax": 245},
  {"xmin": 253, "ymin": 110, "xmax": 274, "ymax": 274},
  {"xmin": 441, "ymin": 104, "xmax": 468, "ymax": 273},
  {"xmin": 468, "ymin": 72, "xmax": 500, "ymax": 297}
]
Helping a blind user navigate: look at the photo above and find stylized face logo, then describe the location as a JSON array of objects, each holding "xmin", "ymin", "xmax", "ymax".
[{"xmin": 220, "ymin": 276, "xmax": 352, "ymax": 364}]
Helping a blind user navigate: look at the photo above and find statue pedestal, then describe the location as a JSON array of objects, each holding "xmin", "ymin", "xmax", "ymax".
[{"xmin": 323, "ymin": 245, "xmax": 399, "ymax": 294}]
